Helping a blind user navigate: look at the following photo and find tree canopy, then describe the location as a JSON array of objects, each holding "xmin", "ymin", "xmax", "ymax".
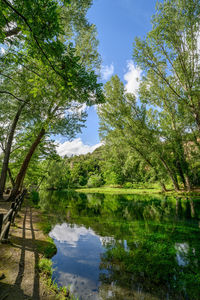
[{"xmin": 0, "ymin": 0, "xmax": 104, "ymax": 199}]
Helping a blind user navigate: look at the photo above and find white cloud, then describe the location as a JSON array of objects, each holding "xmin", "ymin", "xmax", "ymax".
[
  {"xmin": 49, "ymin": 223, "xmax": 96, "ymax": 247},
  {"xmin": 56, "ymin": 138, "xmax": 102, "ymax": 157},
  {"xmin": 58, "ymin": 272, "xmax": 97, "ymax": 297},
  {"xmin": 101, "ymin": 63, "xmax": 114, "ymax": 80},
  {"xmin": 124, "ymin": 60, "xmax": 142, "ymax": 95}
]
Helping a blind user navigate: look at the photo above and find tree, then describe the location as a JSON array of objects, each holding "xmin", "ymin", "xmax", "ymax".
[
  {"xmin": 8, "ymin": 57, "xmax": 103, "ymax": 200},
  {"xmin": 0, "ymin": 0, "xmax": 104, "ymax": 198},
  {"xmin": 98, "ymin": 75, "xmax": 191, "ymax": 191},
  {"xmin": 133, "ymin": 0, "xmax": 200, "ymax": 136},
  {"xmin": 132, "ymin": 0, "xmax": 200, "ymax": 189},
  {"xmin": 87, "ymin": 174, "xmax": 103, "ymax": 188}
]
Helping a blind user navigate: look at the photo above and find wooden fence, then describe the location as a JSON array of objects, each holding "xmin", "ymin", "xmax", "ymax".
[{"xmin": 0, "ymin": 190, "xmax": 26, "ymax": 242}]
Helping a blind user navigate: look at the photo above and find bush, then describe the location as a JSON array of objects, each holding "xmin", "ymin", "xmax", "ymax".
[
  {"xmin": 104, "ymin": 171, "xmax": 121, "ymax": 185},
  {"xmin": 87, "ymin": 174, "xmax": 103, "ymax": 188},
  {"xmin": 123, "ymin": 182, "xmax": 133, "ymax": 189}
]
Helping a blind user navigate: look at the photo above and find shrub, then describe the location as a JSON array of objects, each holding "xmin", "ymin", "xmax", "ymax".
[
  {"xmin": 87, "ymin": 174, "xmax": 103, "ymax": 188},
  {"xmin": 123, "ymin": 182, "xmax": 133, "ymax": 189}
]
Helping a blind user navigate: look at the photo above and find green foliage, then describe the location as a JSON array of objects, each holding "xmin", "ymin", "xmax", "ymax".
[
  {"xmin": 38, "ymin": 258, "xmax": 53, "ymax": 276},
  {"xmin": 123, "ymin": 182, "xmax": 133, "ymax": 189},
  {"xmin": 98, "ymin": 71, "xmax": 200, "ymax": 191},
  {"xmin": 39, "ymin": 214, "xmax": 52, "ymax": 234},
  {"xmin": 87, "ymin": 174, "xmax": 103, "ymax": 188},
  {"xmin": 132, "ymin": 0, "xmax": 200, "ymax": 190},
  {"xmin": 30, "ymin": 190, "xmax": 40, "ymax": 205},
  {"xmin": 0, "ymin": 0, "xmax": 104, "ymax": 197},
  {"xmin": 40, "ymin": 237, "xmax": 57, "ymax": 258},
  {"xmin": 103, "ymin": 171, "xmax": 120, "ymax": 185}
]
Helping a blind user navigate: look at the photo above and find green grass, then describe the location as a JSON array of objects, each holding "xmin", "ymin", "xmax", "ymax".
[
  {"xmin": 38, "ymin": 214, "xmax": 52, "ymax": 234},
  {"xmin": 38, "ymin": 258, "xmax": 53, "ymax": 276},
  {"xmin": 35, "ymin": 236, "xmax": 57, "ymax": 258},
  {"xmin": 38, "ymin": 258, "xmax": 78, "ymax": 300},
  {"xmin": 76, "ymin": 187, "xmax": 163, "ymax": 195},
  {"xmin": 75, "ymin": 186, "xmax": 200, "ymax": 196}
]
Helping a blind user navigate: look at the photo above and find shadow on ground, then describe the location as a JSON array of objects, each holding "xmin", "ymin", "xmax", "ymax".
[
  {"xmin": 0, "ymin": 282, "xmax": 31, "ymax": 300},
  {"xmin": 0, "ymin": 207, "xmax": 50, "ymax": 300}
]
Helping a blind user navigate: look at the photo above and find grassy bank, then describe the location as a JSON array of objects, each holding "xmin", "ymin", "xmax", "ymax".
[
  {"xmin": 76, "ymin": 187, "xmax": 162, "ymax": 194},
  {"xmin": 75, "ymin": 186, "xmax": 200, "ymax": 196}
]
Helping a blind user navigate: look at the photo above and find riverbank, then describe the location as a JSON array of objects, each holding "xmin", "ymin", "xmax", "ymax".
[
  {"xmin": 0, "ymin": 199, "xmax": 73, "ymax": 300},
  {"xmin": 76, "ymin": 187, "xmax": 200, "ymax": 196}
]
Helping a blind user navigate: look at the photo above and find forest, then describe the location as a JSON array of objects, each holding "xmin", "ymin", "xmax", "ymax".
[{"xmin": 0, "ymin": 0, "xmax": 200, "ymax": 198}]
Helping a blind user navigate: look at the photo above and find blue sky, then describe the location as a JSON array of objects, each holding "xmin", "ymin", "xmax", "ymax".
[{"xmin": 57, "ymin": 0, "xmax": 158, "ymax": 156}]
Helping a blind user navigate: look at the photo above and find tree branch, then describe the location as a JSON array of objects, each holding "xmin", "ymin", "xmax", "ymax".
[
  {"xmin": 4, "ymin": 26, "xmax": 21, "ymax": 37},
  {"xmin": 0, "ymin": 91, "xmax": 26, "ymax": 103}
]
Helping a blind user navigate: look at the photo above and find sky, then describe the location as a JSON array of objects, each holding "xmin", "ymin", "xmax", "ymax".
[{"xmin": 57, "ymin": 0, "xmax": 158, "ymax": 156}]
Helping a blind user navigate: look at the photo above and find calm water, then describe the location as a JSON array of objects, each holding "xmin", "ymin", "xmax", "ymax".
[{"xmin": 39, "ymin": 191, "xmax": 200, "ymax": 300}]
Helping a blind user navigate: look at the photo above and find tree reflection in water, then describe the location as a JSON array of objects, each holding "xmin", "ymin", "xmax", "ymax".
[{"xmin": 39, "ymin": 190, "xmax": 200, "ymax": 300}]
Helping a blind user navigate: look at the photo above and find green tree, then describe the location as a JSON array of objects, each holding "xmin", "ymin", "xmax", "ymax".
[
  {"xmin": 132, "ymin": 0, "xmax": 200, "ymax": 189},
  {"xmin": 98, "ymin": 75, "xmax": 184, "ymax": 191},
  {"xmin": 87, "ymin": 174, "xmax": 103, "ymax": 188},
  {"xmin": 0, "ymin": 0, "xmax": 104, "ymax": 198}
]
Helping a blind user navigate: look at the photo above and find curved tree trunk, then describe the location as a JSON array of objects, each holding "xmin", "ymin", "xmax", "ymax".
[
  {"xmin": 159, "ymin": 157, "xmax": 180, "ymax": 191},
  {"xmin": 0, "ymin": 103, "xmax": 25, "ymax": 199},
  {"xmin": 172, "ymin": 140, "xmax": 192, "ymax": 192},
  {"xmin": 9, "ymin": 128, "xmax": 45, "ymax": 201},
  {"xmin": 176, "ymin": 161, "xmax": 187, "ymax": 189},
  {"xmin": 129, "ymin": 142, "xmax": 168, "ymax": 192}
]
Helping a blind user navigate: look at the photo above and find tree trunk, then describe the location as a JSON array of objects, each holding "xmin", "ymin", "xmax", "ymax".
[
  {"xmin": 9, "ymin": 128, "xmax": 45, "ymax": 201},
  {"xmin": 185, "ymin": 175, "xmax": 191, "ymax": 191},
  {"xmin": 129, "ymin": 142, "xmax": 170, "ymax": 192},
  {"xmin": 160, "ymin": 182, "xmax": 167, "ymax": 192},
  {"xmin": 19, "ymin": 172, "xmax": 26, "ymax": 192},
  {"xmin": 159, "ymin": 157, "xmax": 180, "ymax": 191},
  {"xmin": 176, "ymin": 161, "xmax": 187, "ymax": 189},
  {"xmin": 7, "ymin": 167, "xmax": 15, "ymax": 188},
  {"xmin": 194, "ymin": 110, "xmax": 200, "ymax": 134},
  {"xmin": 190, "ymin": 199, "xmax": 195, "ymax": 218},
  {"xmin": 0, "ymin": 104, "xmax": 25, "ymax": 199},
  {"xmin": 173, "ymin": 140, "xmax": 191, "ymax": 192}
]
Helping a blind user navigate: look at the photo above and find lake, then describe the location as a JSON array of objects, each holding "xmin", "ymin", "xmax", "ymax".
[{"xmin": 39, "ymin": 191, "xmax": 200, "ymax": 300}]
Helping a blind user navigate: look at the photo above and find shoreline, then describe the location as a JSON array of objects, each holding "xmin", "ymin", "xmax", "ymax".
[
  {"xmin": 75, "ymin": 187, "xmax": 200, "ymax": 196},
  {"xmin": 0, "ymin": 199, "xmax": 73, "ymax": 300}
]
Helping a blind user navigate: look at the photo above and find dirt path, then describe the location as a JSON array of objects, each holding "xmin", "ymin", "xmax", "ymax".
[{"xmin": 0, "ymin": 203, "xmax": 57, "ymax": 300}]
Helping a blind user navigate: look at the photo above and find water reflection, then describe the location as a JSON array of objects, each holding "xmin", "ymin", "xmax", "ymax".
[
  {"xmin": 39, "ymin": 191, "xmax": 200, "ymax": 300},
  {"xmin": 50, "ymin": 223, "xmax": 97, "ymax": 247},
  {"xmin": 50, "ymin": 223, "xmax": 107, "ymax": 299}
]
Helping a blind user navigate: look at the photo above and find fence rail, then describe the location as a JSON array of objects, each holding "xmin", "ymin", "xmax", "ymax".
[{"xmin": 0, "ymin": 190, "xmax": 26, "ymax": 242}]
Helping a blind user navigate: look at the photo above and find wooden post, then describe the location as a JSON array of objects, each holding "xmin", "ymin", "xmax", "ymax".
[
  {"xmin": 19, "ymin": 193, "xmax": 24, "ymax": 210},
  {"xmin": 0, "ymin": 214, "xmax": 3, "ymax": 236},
  {"xmin": 11, "ymin": 202, "xmax": 16, "ymax": 224}
]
